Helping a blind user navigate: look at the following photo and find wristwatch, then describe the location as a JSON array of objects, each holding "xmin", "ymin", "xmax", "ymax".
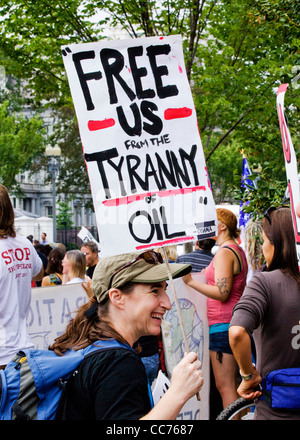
[
  {"xmin": 239, "ymin": 371, "xmax": 252, "ymax": 381},
  {"xmin": 240, "ymin": 364, "xmax": 255, "ymax": 381}
]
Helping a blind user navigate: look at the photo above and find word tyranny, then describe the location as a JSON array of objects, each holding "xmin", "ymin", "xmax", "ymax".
[{"xmin": 85, "ymin": 144, "xmax": 200, "ymax": 199}]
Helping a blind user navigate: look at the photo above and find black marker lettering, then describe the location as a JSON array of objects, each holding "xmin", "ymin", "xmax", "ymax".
[
  {"xmin": 160, "ymin": 206, "xmax": 186, "ymax": 239},
  {"xmin": 101, "ymin": 48, "xmax": 136, "ymax": 104},
  {"xmin": 117, "ymin": 102, "xmax": 142, "ymax": 136},
  {"xmin": 72, "ymin": 51, "xmax": 102, "ymax": 111},
  {"xmin": 128, "ymin": 207, "xmax": 186, "ymax": 243},
  {"xmin": 141, "ymin": 100, "xmax": 163, "ymax": 135},
  {"xmin": 146, "ymin": 45, "xmax": 179, "ymax": 99},
  {"xmin": 126, "ymin": 155, "xmax": 146, "ymax": 192},
  {"xmin": 128, "ymin": 211, "xmax": 155, "ymax": 243},
  {"xmin": 128, "ymin": 46, "xmax": 155, "ymax": 100},
  {"xmin": 152, "ymin": 208, "xmax": 164, "ymax": 240},
  {"xmin": 85, "ymin": 145, "xmax": 199, "ymax": 199},
  {"xmin": 170, "ymin": 151, "xmax": 191, "ymax": 188},
  {"xmin": 84, "ymin": 148, "xmax": 119, "ymax": 199},
  {"xmin": 179, "ymin": 145, "xmax": 199, "ymax": 186},
  {"xmin": 155, "ymin": 151, "xmax": 176, "ymax": 189},
  {"xmin": 107, "ymin": 156, "xmax": 127, "ymax": 196},
  {"xmin": 144, "ymin": 154, "xmax": 164, "ymax": 190}
]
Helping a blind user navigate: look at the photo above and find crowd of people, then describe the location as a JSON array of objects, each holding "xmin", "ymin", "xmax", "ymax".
[
  {"xmin": 26, "ymin": 235, "xmax": 100, "ymax": 288},
  {"xmin": 0, "ymin": 180, "xmax": 300, "ymax": 420}
]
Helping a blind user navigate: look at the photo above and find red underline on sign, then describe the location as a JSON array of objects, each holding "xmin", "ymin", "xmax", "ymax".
[
  {"xmin": 88, "ymin": 119, "xmax": 115, "ymax": 131},
  {"xmin": 135, "ymin": 236, "xmax": 195, "ymax": 251},
  {"xmin": 164, "ymin": 107, "xmax": 193, "ymax": 120},
  {"xmin": 102, "ymin": 186, "xmax": 206, "ymax": 207}
]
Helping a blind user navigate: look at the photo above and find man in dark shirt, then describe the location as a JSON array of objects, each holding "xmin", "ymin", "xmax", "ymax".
[
  {"xmin": 80, "ymin": 241, "xmax": 99, "ymax": 279},
  {"xmin": 176, "ymin": 239, "xmax": 215, "ymax": 272}
]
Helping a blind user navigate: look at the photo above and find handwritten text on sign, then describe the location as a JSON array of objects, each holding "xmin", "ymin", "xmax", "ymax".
[{"xmin": 62, "ymin": 36, "xmax": 217, "ymax": 256}]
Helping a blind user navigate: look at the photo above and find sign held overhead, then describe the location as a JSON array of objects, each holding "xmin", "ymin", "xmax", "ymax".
[{"xmin": 62, "ymin": 35, "xmax": 217, "ymax": 257}]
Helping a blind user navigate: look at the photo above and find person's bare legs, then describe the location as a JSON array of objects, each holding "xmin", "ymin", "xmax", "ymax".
[{"xmin": 210, "ymin": 350, "xmax": 239, "ymax": 409}]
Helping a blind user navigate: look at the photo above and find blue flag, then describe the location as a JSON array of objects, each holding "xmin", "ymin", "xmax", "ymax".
[{"xmin": 239, "ymin": 155, "xmax": 254, "ymax": 229}]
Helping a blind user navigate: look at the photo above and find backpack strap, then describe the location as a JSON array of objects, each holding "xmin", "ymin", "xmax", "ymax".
[
  {"xmin": 10, "ymin": 354, "xmax": 40, "ymax": 420},
  {"xmin": 12, "ymin": 402, "xmax": 31, "ymax": 420},
  {"xmin": 223, "ymin": 246, "xmax": 242, "ymax": 273},
  {"xmin": 56, "ymin": 339, "xmax": 153, "ymax": 419},
  {"xmin": 83, "ymin": 339, "xmax": 135, "ymax": 357}
]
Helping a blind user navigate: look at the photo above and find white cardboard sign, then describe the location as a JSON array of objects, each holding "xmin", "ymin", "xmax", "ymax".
[
  {"xmin": 277, "ymin": 84, "xmax": 300, "ymax": 263},
  {"xmin": 62, "ymin": 35, "xmax": 217, "ymax": 257}
]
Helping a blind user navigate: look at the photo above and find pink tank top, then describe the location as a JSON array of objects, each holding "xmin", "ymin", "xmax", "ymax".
[{"xmin": 205, "ymin": 244, "xmax": 248, "ymax": 326}]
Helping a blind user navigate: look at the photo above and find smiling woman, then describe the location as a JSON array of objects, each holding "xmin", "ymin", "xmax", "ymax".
[{"xmin": 50, "ymin": 250, "xmax": 203, "ymax": 420}]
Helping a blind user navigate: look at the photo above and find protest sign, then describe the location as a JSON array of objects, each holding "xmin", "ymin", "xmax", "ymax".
[
  {"xmin": 277, "ymin": 84, "xmax": 300, "ymax": 262},
  {"xmin": 27, "ymin": 283, "xmax": 88, "ymax": 349},
  {"xmin": 62, "ymin": 35, "xmax": 217, "ymax": 257},
  {"xmin": 152, "ymin": 371, "xmax": 203, "ymax": 420},
  {"xmin": 77, "ymin": 225, "xmax": 101, "ymax": 257},
  {"xmin": 77, "ymin": 226, "xmax": 100, "ymax": 248},
  {"xmin": 162, "ymin": 273, "xmax": 209, "ymax": 420}
]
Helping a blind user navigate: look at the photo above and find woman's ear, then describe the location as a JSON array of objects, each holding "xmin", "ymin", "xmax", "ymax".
[
  {"xmin": 219, "ymin": 221, "xmax": 227, "ymax": 232},
  {"xmin": 108, "ymin": 288, "xmax": 125, "ymax": 309}
]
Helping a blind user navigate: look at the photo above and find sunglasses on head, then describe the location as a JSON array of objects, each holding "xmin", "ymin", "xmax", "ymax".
[
  {"xmin": 263, "ymin": 206, "xmax": 277, "ymax": 224},
  {"xmin": 107, "ymin": 250, "xmax": 163, "ymax": 290},
  {"xmin": 263, "ymin": 204, "xmax": 290, "ymax": 224}
]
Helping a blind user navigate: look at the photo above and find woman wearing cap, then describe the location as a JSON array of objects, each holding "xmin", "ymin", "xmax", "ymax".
[
  {"xmin": 183, "ymin": 208, "xmax": 248, "ymax": 411},
  {"xmin": 50, "ymin": 250, "xmax": 203, "ymax": 420}
]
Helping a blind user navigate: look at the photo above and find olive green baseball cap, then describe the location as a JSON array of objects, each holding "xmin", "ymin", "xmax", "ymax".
[{"xmin": 92, "ymin": 251, "xmax": 192, "ymax": 303}]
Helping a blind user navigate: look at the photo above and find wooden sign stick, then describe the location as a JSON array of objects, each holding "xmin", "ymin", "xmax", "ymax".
[{"xmin": 162, "ymin": 247, "xmax": 201, "ymax": 401}]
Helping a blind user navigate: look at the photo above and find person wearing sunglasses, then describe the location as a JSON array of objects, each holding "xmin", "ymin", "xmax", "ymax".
[
  {"xmin": 229, "ymin": 206, "xmax": 300, "ymax": 419},
  {"xmin": 50, "ymin": 250, "xmax": 203, "ymax": 420},
  {"xmin": 182, "ymin": 208, "xmax": 248, "ymax": 412}
]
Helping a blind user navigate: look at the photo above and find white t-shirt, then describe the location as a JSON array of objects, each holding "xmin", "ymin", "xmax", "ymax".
[{"xmin": 0, "ymin": 235, "xmax": 42, "ymax": 365}]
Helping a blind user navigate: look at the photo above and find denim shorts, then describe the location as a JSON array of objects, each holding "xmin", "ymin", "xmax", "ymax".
[{"xmin": 209, "ymin": 330, "xmax": 233, "ymax": 355}]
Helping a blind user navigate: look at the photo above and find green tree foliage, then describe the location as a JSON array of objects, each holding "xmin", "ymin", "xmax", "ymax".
[
  {"xmin": 208, "ymin": 139, "xmax": 242, "ymax": 203},
  {"xmin": 50, "ymin": 106, "xmax": 93, "ymax": 206},
  {"xmin": 0, "ymin": 0, "xmax": 299, "ymax": 208},
  {"xmin": 56, "ymin": 200, "xmax": 73, "ymax": 228},
  {"xmin": 0, "ymin": 0, "xmax": 102, "ymax": 106},
  {"xmin": 192, "ymin": 1, "xmax": 299, "ymax": 150},
  {"xmin": 233, "ymin": 164, "xmax": 287, "ymax": 219},
  {"xmin": 0, "ymin": 101, "xmax": 45, "ymax": 191}
]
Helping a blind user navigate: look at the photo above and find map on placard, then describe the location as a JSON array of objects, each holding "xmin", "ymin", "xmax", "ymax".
[{"xmin": 165, "ymin": 298, "xmax": 204, "ymax": 366}]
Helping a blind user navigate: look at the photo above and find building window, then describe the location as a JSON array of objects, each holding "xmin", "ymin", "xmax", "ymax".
[
  {"xmin": 23, "ymin": 198, "xmax": 32, "ymax": 212},
  {"xmin": 45, "ymin": 205, "xmax": 53, "ymax": 218}
]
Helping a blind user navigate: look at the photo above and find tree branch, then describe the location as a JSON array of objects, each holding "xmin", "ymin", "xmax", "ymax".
[{"xmin": 206, "ymin": 79, "xmax": 278, "ymax": 161}]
